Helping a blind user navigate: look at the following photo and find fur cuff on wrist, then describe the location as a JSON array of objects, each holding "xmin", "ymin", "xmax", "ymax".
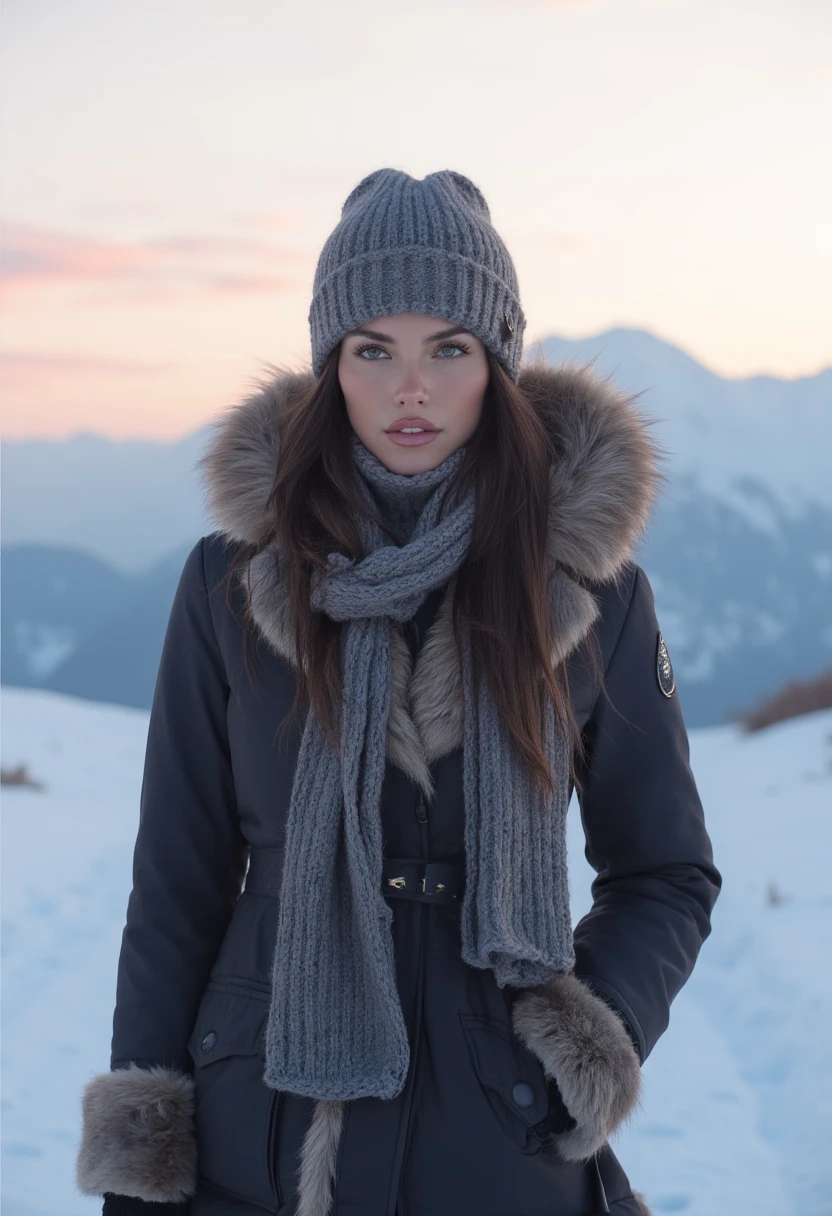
[
  {"xmin": 511, "ymin": 972, "xmax": 642, "ymax": 1162},
  {"xmin": 76, "ymin": 1063, "xmax": 197, "ymax": 1202}
]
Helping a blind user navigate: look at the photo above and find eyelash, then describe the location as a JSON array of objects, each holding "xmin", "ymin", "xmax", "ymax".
[{"xmin": 353, "ymin": 340, "xmax": 471, "ymax": 360}]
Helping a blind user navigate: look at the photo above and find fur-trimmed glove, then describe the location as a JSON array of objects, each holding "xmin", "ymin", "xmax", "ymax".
[
  {"xmin": 511, "ymin": 971, "xmax": 642, "ymax": 1161},
  {"xmin": 76, "ymin": 1063, "xmax": 197, "ymax": 1207}
]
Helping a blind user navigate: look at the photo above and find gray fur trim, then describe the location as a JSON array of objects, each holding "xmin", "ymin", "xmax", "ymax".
[
  {"xmin": 633, "ymin": 1193, "xmax": 654, "ymax": 1216},
  {"xmin": 511, "ymin": 972, "xmax": 642, "ymax": 1162},
  {"xmin": 75, "ymin": 1064, "xmax": 197, "ymax": 1202},
  {"xmin": 195, "ymin": 366, "xmax": 307, "ymax": 547},
  {"xmin": 295, "ymin": 1098, "xmax": 345, "ymax": 1216},
  {"xmin": 197, "ymin": 360, "xmax": 651, "ymax": 779},
  {"xmin": 235, "ymin": 552, "xmax": 600, "ymax": 792},
  {"xmin": 547, "ymin": 567, "xmax": 602, "ymax": 663},
  {"xmin": 197, "ymin": 363, "xmax": 662, "ymax": 571},
  {"xmin": 530, "ymin": 361, "xmax": 665, "ymax": 583}
]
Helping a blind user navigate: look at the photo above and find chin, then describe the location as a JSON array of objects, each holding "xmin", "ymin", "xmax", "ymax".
[
  {"xmin": 381, "ymin": 448, "xmax": 447, "ymax": 475},
  {"xmin": 378, "ymin": 434, "xmax": 458, "ymax": 472}
]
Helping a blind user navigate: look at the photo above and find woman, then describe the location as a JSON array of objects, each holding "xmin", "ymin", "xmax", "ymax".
[{"xmin": 75, "ymin": 168, "xmax": 720, "ymax": 1216}]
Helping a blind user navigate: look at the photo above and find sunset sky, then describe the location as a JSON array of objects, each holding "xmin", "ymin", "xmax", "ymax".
[{"xmin": 1, "ymin": 0, "xmax": 830, "ymax": 440}]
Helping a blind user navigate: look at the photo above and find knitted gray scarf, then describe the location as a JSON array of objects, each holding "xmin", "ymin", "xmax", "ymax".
[{"xmin": 263, "ymin": 433, "xmax": 574, "ymax": 1102}]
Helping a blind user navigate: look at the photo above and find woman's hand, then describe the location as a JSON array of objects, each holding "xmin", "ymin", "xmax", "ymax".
[{"xmin": 512, "ymin": 971, "xmax": 641, "ymax": 1161}]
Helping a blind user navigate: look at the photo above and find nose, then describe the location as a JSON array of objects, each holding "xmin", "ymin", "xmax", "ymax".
[{"xmin": 397, "ymin": 372, "xmax": 428, "ymax": 407}]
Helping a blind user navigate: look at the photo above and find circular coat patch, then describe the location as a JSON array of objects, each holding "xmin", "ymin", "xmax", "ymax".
[{"xmin": 656, "ymin": 631, "xmax": 676, "ymax": 697}]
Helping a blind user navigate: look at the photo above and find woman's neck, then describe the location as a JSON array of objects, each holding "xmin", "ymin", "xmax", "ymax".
[{"xmin": 349, "ymin": 431, "xmax": 464, "ymax": 545}]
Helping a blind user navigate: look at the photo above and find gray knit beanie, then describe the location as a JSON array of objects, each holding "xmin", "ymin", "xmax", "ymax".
[{"xmin": 308, "ymin": 167, "xmax": 527, "ymax": 383}]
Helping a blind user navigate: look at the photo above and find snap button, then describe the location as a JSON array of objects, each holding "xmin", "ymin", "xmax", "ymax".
[
  {"xmin": 201, "ymin": 1031, "xmax": 217, "ymax": 1052},
  {"xmin": 512, "ymin": 1080, "xmax": 535, "ymax": 1107}
]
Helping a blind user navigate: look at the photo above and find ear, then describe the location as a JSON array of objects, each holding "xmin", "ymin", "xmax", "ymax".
[
  {"xmin": 436, "ymin": 169, "xmax": 492, "ymax": 220},
  {"xmin": 340, "ymin": 168, "xmax": 398, "ymax": 217}
]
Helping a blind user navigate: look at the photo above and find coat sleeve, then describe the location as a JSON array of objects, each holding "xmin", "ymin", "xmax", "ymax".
[
  {"xmin": 512, "ymin": 561, "xmax": 721, "ymax": 1164},
  {"xmin": 571, "ymin": 561, "xmax": 722, "ymax": 1064},
  {"xmin": 75, "ymin": 535, "xmax": 250, "ymax": 1208}
]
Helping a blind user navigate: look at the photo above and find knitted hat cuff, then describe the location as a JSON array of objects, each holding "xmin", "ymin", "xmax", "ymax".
[{"xmin": 310, "ymin": 246, "xmax": 525, "ymax": 382}]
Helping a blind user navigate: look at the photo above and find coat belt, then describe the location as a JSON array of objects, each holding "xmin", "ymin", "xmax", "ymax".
[
  {"xmin": 244, "ymin": 846, "xmax": 464, "ymax": 906},
  {"xmin": 381, "ymin": 857, "xmax": 464, "ymax": 904}
]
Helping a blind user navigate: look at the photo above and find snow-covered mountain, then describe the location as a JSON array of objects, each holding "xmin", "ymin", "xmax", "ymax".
[
  {"xmin": 535, "ymin": 330, "xmax": 832, "ymax": 726},
  {"xmin": 1, "ymin": 542, "xmax": 192, "ymax": 708},
  {"xmin": 2, "ymin": 684, "xmax": 831, "ymax": 1215},
  {"xmin": 2, "ymin": 328, "xmax": 830, "ymax": 726},
  {"xmin": 537, "ymin": 328, "xmax": 831, "ymax": 517}
]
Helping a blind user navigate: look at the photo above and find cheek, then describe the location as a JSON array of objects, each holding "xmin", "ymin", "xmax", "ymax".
[
  {"xmin": 455, "ymin": 367, "xmax": 488, "ymax": 433},
  {"xmin": 458, "ymin": 398, "xmax": 484, "ymax": 439},
  {"xmin": 339, "ymin": 362, "xmax": 377, "ymax": 429},
  {"xmin": 343, "ymin": 397, "xmax": 371, "ymax": 440}
]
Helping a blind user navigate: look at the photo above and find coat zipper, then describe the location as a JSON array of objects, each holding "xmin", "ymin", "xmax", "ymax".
[
  {"xmin": 395, "ymin": 613, "xmax": 430, "ymax": 1216},
  {"xmin": 267, "ymin": 1089, "xmax": 283, "ymax": 1209},
  {"xmin": 412, "ymin": 615, "xmax": 430, "ymax": 850},
  {"xmin": 393, "ymin": 787, "xmax": 431, "ymax": 1216}
]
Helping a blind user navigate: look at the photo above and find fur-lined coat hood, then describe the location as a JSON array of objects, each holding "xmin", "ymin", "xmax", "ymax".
[
  {"xmin": 199, "ymin": 361, "xmax": 662, "ymax": 574},
  {"xmin": 196, "ymin": 360, "xmax": 663, "ymax": 798}
]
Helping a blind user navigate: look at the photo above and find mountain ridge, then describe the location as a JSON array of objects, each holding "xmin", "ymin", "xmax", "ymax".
[{"xmin": 2, "ymin": 327, "xmax": 830, "ymax": 726}]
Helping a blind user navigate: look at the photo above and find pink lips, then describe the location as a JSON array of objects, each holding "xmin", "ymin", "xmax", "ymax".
[
  {"xmin": 385, "ymin": 416, "xmax": 437, "ymax": 432},
  {"xmin": 385, "ymin": 417, "xmax": 440, "ymax": 446},
  {"xmin": 386, "ymin": 430, "xmax": 439, "ymax": 446}
]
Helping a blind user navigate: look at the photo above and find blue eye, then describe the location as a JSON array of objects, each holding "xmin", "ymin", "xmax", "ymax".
[{"xmin": 353, "ymin": 341, "xmax": 471, "ymax": 360}]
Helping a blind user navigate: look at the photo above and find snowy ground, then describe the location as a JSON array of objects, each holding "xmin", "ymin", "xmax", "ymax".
[{"xmin": 2, "ymin": 685, "xmax": 831, "ymax": 1215}]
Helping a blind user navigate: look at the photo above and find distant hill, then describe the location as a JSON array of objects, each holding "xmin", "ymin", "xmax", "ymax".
[
  {"xmin": 2, "ymin": 541, "xmax": 192, "ymax": 708},
  {"xmin": 2, "ymin": 326, "xmax": 830, "ymax": 725},
  {"xmin": 1, "ymin": 545, "xmax": 129, "ymax": 686},
  {"xmin": 1, "ymin": 425, "xmax": 209, "ymax": 574}
]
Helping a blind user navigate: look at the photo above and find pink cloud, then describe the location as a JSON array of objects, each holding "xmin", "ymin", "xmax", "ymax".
[
  {"xmin": 0, "ymin": 221, "xmax": 309, "ymax": 303},
  {"xmin": 0, "ymin": 350, "xmax": 176, "ymax": 391}
]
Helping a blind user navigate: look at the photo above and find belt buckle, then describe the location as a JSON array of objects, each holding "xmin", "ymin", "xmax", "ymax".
[
  {"xmin": 421, "ymin": 864, "xmax": 448, "ymax": 897},
  {"xmin": 384, "ymin": 862, "xmax": 455, "ymax": 899}
]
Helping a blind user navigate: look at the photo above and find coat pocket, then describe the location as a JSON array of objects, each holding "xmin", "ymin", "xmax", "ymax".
[
  {"xmin": 187, "ymin": 983, "xmax": 282, "ymax": 1212},
  {"xmin": 457, "ymin": 1011, "xmax": 550, "ymax": 1154}
]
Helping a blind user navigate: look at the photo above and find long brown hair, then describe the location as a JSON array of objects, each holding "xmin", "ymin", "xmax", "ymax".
[{"xmin": 220, "ymin": 343, "xmax": 602, "ymax": 799}]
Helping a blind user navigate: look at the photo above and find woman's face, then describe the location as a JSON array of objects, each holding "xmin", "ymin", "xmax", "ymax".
[{"xmin": 337, "ymin": 313, "xmax": 489, "ymax": 474}]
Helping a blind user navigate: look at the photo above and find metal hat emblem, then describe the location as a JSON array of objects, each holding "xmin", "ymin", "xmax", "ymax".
[{"xmin": 500, "ymin": 308, "xmax": 514, "ymax": 343}]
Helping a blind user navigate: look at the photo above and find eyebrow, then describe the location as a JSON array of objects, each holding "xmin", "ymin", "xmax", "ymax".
[{"xmin": 345, "ymin": 325, "xmax": 473, "ymax": 344}]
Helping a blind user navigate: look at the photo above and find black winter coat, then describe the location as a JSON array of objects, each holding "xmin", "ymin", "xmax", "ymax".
[{"xmin": 75, "ymin": 363, "xmax": 721, "ymax": 1216}]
